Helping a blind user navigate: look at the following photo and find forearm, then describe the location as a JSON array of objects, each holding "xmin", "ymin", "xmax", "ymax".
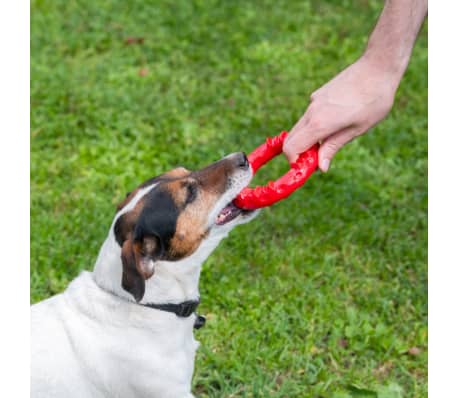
[
  {"xmin": 284, "ymin": 0, "xmax": 427, "ymax": 166},
  {"xmin": 363, "ymin": 0, "xmax": 427, "ymax": 80}
]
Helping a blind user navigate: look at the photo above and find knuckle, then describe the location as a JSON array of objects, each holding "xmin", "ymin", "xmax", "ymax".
[
  {"xmin": 282, "ymin": 144, "xmax": 291, "ymax": 156},
  {"xmin": 306, "ymin": 101, "xmax": 318, "ymax": 114},
  {"xmin": 282, "ymin": 144, "xmax": 293, "ymax": 157},
  {"xmin": 307, "ymin": 115, "xmax": 323, "ymax": 132}
]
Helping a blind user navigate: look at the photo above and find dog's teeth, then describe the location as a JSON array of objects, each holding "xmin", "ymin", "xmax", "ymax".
[
  {"xmin": 216, "ymin": 213, "xmax": 226, "ymax": 224},
  {"xmin": 216, "ymin": 202, "xmax": 245, "ymax": 226}
]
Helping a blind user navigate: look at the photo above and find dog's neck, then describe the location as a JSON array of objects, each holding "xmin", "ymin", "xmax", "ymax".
[{"xmin": 93, "ymin": 227, "xmax": 229, "ymax": 305}]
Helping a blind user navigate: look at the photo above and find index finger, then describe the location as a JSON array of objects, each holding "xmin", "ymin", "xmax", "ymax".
[{"xmin": 283, "ymin": 106, "xmax": 349, "ymax": 163}]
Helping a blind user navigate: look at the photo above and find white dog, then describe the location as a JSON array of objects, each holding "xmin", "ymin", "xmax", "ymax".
[{"xmin": 31, "ymin": 152, "xmax": 258, "ymax": 398}]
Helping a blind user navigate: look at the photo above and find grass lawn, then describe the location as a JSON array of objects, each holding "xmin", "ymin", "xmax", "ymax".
[{"xmin": 31, "ymin": 0, "xmax": 427, "ymax": 397}]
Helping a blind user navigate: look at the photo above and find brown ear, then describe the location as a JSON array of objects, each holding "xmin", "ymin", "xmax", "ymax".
[{"xmin": 121, "ymin": 235, "xmax": 160, "ymax": 302}]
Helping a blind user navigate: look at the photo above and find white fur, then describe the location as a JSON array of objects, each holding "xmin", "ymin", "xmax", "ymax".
[{"xmin": 31, "ymin": 164, "xmax": 258, "ymax": 398}]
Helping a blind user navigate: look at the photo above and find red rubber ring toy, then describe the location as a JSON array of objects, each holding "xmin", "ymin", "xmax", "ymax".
[{"xmin": 233, "ymin": 131, "xmax": 319, "ymax": 210}]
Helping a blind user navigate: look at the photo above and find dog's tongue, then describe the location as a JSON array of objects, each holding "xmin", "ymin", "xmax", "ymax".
[{"xmin": 216, "ymin": 202, "xmax": 243, "ymax": 225}]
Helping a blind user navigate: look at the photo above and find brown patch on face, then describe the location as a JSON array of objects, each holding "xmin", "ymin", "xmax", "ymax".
[
  {"xmin": 169, "ymin": 214, "xmax": 210, "ymax": 259},
  {"xmin": 113, "ymin": 156, "xmax": 248, "ymax": 300},
  {"xmin": 162, "ymin": 179, "xmax": 191, "ymax": 207},
  {"xmin": 160, "ymin": 159, "xmax": 237, "ymax": 259},
  {"xmin": 140, "ymin": 178, "xmax": 212, "ymax": 260},
  {"xmin": 159, "ymin": 167, "xmax": 190, "ymax": 180}
]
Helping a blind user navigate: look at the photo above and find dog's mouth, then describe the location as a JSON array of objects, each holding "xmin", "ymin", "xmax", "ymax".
[
  {"xmin": 216, "ymin": 202, "xmax": 253, "ymax": 226},
  {"xmin": 214, "ymin": 168, "xmax": 255, "ymax": 226}
]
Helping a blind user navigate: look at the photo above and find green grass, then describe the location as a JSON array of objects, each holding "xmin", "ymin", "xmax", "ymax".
[{"xmin": 31, "ymin": 0, "xmax": 427, "ymax": 396}]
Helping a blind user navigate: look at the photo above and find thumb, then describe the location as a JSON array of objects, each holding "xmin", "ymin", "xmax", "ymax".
[{"xmin": 318, "ymin": 127, "xmax": 356, "ymax": 172}]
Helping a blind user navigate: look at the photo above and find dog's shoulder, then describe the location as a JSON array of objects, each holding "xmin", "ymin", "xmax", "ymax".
[{"xmin": 31, "ymin": 272, "xmax": 102, "ymax": 350}]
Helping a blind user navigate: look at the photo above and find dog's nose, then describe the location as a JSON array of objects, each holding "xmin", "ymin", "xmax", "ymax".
[{"xmin": 235, "ymin": 152, "xmax": 250, "ymax": 170}]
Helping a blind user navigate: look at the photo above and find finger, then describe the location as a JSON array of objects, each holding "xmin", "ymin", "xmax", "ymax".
[
  {"xmin": 283, "ymin": 111, "xmax": 311, "ymax": 146},
  {"xmin": 284, "ymin": 106, "xmax": 350, "ymax": 164},
  {"xmin": 283, "ymin": 114, "xmax": 323, "ymax": 163},
  {"xmin": 284, "ymin": 121, "xmax": 336, "ymax": 164},
  {"xmin": 318, "ymin": 127, "xmax": 357, "ymax": 172}
]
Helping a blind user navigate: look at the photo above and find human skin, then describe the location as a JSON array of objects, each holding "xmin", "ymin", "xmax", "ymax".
[{"xmin": 283, "ymin": 0, "xmax": 428, "ymax": 172}]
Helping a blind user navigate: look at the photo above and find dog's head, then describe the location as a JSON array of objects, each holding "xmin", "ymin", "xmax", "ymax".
[{"xmin": 112, "ymin": 152, "xmax": 258, "ymax": 301}]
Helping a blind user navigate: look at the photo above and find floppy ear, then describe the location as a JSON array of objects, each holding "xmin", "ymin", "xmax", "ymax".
[{"xmin": 121, "ymin": 234, "xmax": 161, "ymax": 302}]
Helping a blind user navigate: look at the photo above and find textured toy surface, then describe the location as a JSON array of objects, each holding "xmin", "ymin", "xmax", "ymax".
[{"xmin": 233, "ymin": 131, "xmax": 318, "ymax": 210}]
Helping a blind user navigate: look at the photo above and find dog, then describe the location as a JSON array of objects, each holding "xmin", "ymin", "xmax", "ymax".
[{"xmin": 31, "ymin": 152, "xmax": 259, "ymax": 398}]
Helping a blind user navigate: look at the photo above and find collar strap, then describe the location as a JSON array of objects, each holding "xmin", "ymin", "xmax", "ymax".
[{"xmin": 142, "ymin": 299, "xmax": 200, "ymax": 318}]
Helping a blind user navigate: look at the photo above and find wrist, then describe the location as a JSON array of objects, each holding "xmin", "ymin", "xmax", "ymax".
[
  {"xmin": 359, "ymin": 49, "xmax": 405, "ymax": 89},
  {"xmin": 361, "ymin": 0, "xmax": 427, "ymax": 86}
]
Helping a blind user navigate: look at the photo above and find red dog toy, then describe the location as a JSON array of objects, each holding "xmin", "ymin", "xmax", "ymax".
[{"xmin": 233, "ymin": 131, "xmax": 319, "ymax": 210}]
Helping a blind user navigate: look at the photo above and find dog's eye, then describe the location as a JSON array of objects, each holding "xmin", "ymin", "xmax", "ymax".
[{"xmin": 185, "ymin": 183, "xmax": 198, "ymax": 204}]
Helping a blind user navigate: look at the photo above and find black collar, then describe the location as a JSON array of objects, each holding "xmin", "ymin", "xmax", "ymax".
[
  {"xmin": 95, "ymin": 280, "xmax": 205, "ymax": 328},
  {"xmin": 141, "ymin": 299, "xmax": 205, "ymax": 329},
  {"xmin": 142, "ymin": 299, "xmax": 200, "ymax": 318}
]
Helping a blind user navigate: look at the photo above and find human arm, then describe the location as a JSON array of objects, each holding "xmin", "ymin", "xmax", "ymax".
[{"xmin": 283, "ymin": 0, "xmax": 428, "ymax": 171}]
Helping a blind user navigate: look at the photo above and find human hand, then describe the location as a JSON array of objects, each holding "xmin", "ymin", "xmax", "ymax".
[{"xmin": 283, "ymin": 55, "xmax": 402, "ymax": 172}]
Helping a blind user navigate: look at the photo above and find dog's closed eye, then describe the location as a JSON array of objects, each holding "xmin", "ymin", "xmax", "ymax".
[{"xmin": 185, "ymin": 183, "xmax": 198, "ymax": 205}]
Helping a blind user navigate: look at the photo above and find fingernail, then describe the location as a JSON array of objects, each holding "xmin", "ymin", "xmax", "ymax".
[{"xmin": 321, "ymin": 158, "xmax": 330, "ymax": 172}]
